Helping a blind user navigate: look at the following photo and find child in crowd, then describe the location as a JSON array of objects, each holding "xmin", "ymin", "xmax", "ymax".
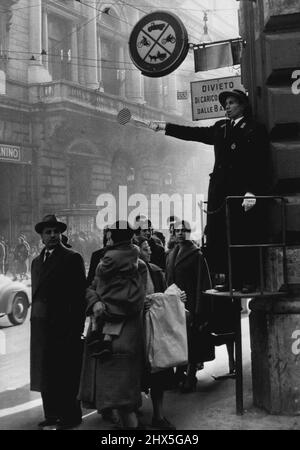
[{"xmin": 86, "ymin": 221, "xmax": 146, "ymax": 360}]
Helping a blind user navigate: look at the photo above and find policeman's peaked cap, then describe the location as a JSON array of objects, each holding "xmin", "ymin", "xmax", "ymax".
[{"xmin": 219, "ymin": 89, "xmax": 249, "ymax": 108}]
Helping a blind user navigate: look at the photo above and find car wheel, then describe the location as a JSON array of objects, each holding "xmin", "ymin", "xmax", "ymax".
[{"xmin": 8, "ymin": 293, "xmax": 29, "ymax": 325}]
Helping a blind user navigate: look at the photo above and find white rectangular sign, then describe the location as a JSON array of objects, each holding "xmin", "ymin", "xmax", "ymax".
[
  {"xmin": 177, "ymin": 91, "xmax": 188, "ymax": 100},
  {"xmin": 190, "ymin": 76, "xmax": 243, "ymax": 121},
  {"xmin": 0, "ymin": 144, "xmax": 21, "ymax": 162}
]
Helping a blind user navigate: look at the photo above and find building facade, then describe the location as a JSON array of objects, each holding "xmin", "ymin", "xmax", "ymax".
[{"xmin": 0, "ymin": 0, "xmax": 237, "ymax": 244}]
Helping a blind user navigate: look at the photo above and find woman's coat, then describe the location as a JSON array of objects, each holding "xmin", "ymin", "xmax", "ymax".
[
  {"xmin": 166, "ymin": 241, "xmax": 215, "ymax": 364},
  {"xmin": 78, "ymin": 243, "xmax": 147, "ymax": 411}
]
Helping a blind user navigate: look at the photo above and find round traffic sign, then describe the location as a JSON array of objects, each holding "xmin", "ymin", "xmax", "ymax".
[{"xmin": 129, "ymin": 11, "xmax": 189, "ymax": 78}]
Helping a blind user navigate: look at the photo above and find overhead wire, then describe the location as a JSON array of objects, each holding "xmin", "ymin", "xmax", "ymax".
[
  {"xmin": 5, "ymin": 0, "xmax": 132, "ymax": 56},
  {"xmin": 49, "ymin": 0, "xmax": 109, "ymax": 55},
  {"xmin": 5, "ymin": 0, "xmax": 233, "ymax": 54},
  {"xmin": 5, "ymin": 0, "xmax": 239, "ymax": 78},
  {"xmin": 2, "ymin": 0, "xmax": 238, "ymax": 13},
  {"xmin": 78, "ymin": 0, "xmax": 204, "ymax": 47},
  {"xmin": 76, "ymin": 0, "xmax": 237, "ymax": 49},
  {"xmin": 6, "ymin": 55, "xmax": 202, "ymax": 76},
  {"xmin": 6, "ymin": 2, "xmax": 197, "ymax": 70}
]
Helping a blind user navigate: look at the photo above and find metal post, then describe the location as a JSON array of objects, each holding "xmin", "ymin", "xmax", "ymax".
[
  {"xmin": 234, "ymin": 297, "xmax": 243, "ymax": 415},
  {"xmin": 225, "ymin": 198, "xmax": 233, "ymax": 295},
  {"xmin": 259, "ymin": 246, "xmax": 264, "ymax": 295}
]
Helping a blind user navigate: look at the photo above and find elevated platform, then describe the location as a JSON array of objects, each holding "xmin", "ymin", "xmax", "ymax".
[{"xmin": 204, "ymin": 289, "xmax": 287, "ymax": 299}]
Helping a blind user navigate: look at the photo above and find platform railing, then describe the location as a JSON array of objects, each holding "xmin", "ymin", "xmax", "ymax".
[
  {"xmin": 225, "ymin": 195, "xmax": 288, "ymax": 297},
  {"xmin": 202, "ymin": 195, "xmax": 288, "ymax": 415}
]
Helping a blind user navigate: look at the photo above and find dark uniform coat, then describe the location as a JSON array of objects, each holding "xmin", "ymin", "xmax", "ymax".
[
  {"xmin": 30, "ymin": 243, "xmax": 86, "ymax": 420},
  {"xmin": 165, "ymin": 119, "xmax": 270, "ymax": 286},
  {"xmin": 166, "ymin": 241, "xmax": 214, "ymax": 364}
]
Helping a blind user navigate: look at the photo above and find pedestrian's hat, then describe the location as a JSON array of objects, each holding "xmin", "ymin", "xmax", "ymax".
[
  {"xmin": 167, "ymin": 215, "xmax": 180, "ymax": 225},
  {"xmin": 35, "ymin": 214, "xmax": 67, "ymax": 234},
  {"xmin": 173, "ymin": 219, "xmax": 192, "ymax": 232},
  {"xmin": 109, "ymin": 220, "xmax": 135, "ymax": 243},
  {"xmin": 219, "ymin": 89, "xmax": 249, "ymax": 108}
]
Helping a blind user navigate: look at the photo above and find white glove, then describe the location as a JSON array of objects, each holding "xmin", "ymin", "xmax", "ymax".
[
  {"xmin": 149, "ymin": 121, "xmax": 166, "ymax": 132},
  {"xmin": 242, "ymin": 192, "xmax": 256, "ymax": 212}
]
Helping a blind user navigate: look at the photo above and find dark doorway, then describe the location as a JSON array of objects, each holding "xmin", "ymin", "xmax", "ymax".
[{"xmin": 69, "ymin": 156, "xmax": 92, "ymax": 207}]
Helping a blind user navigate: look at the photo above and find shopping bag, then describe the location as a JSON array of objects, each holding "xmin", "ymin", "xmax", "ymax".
[{"xmin": 145, "ymin": 284, "xmax": 188, "ymax": 372}]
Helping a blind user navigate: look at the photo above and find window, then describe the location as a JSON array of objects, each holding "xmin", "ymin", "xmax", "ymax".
[
  {"xmin": 99, "ymin": 36, "xmax": 120, "ymax": 95},
  {"xmin": 97, "ymin": 8, "xmax": 125, "ymax": 96},
  {"xmin": 0, "ymin": 10, "xmax": 8, "ymax": 68},
  {"xmin": 48, "ymin": 14, "xmax": 72, "ymax": 81}
]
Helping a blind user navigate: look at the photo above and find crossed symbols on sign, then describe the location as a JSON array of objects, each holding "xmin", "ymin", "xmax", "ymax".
[{"xmin": 138, "ymin": 22, "xmax": 175, "ymax": 63}]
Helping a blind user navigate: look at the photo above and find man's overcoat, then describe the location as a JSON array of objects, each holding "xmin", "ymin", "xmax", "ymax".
[{"xmin": 30, "ymin": 244, "xmax": 86, "ymax": 395}]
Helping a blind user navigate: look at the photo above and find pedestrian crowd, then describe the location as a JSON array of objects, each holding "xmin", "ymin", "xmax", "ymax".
[
  {"xmin": 0, "ymin": 230, "xmax": 102, "ymax": 280},
  {"xmin": 29, "ymin": 212, "xmax": 231, "ymax": 430},
  {"xmin": 0, "ymin": 233, "xmax": 36, "ymax": 280}
]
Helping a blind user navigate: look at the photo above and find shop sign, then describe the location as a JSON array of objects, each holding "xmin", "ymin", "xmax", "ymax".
[{"xmin": 0, "ymin": 144, "xmax": 32, "ymax": 164}]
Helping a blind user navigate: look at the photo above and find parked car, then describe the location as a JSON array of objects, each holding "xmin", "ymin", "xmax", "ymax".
[{"xmin": 0, "ymin": 275, "xmax": 31, "ymax": 325}]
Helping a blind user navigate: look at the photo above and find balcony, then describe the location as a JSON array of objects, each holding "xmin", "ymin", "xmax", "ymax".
[{"xmin": 26, "ymin": 80, "xmax": 169, "ymax": 122}]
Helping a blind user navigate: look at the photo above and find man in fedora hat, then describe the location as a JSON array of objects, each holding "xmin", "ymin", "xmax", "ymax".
[
  {"xmin": 30, "ymin": 214, "xmax": 86, "ymax": 429},
  {"xmin": 149, "ymin": 89, "xmax": 271, "ymax": 293}
]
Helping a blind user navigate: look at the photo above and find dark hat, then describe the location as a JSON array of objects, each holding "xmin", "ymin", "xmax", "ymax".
[
  {"xmin": 35, "ymin": 214, "xmax": 67, "ymax": 234},
  {"xmin": 167, "ymin": 215, "xmax": 180, "ymax": 225},
  {"xmin": 109, "ymin": 220, "xmax": 134, "ymax": 244},
  {"xmin": 219, "ymin": 89, "xmax": 248, "ymax": 108},
  {"xmin": 174, "ymin": 219, "xmax": 192, "ymax": 232},
  {"xmin": 135, "ymin": 214, "xmax": 148, "ymax": 222}
]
